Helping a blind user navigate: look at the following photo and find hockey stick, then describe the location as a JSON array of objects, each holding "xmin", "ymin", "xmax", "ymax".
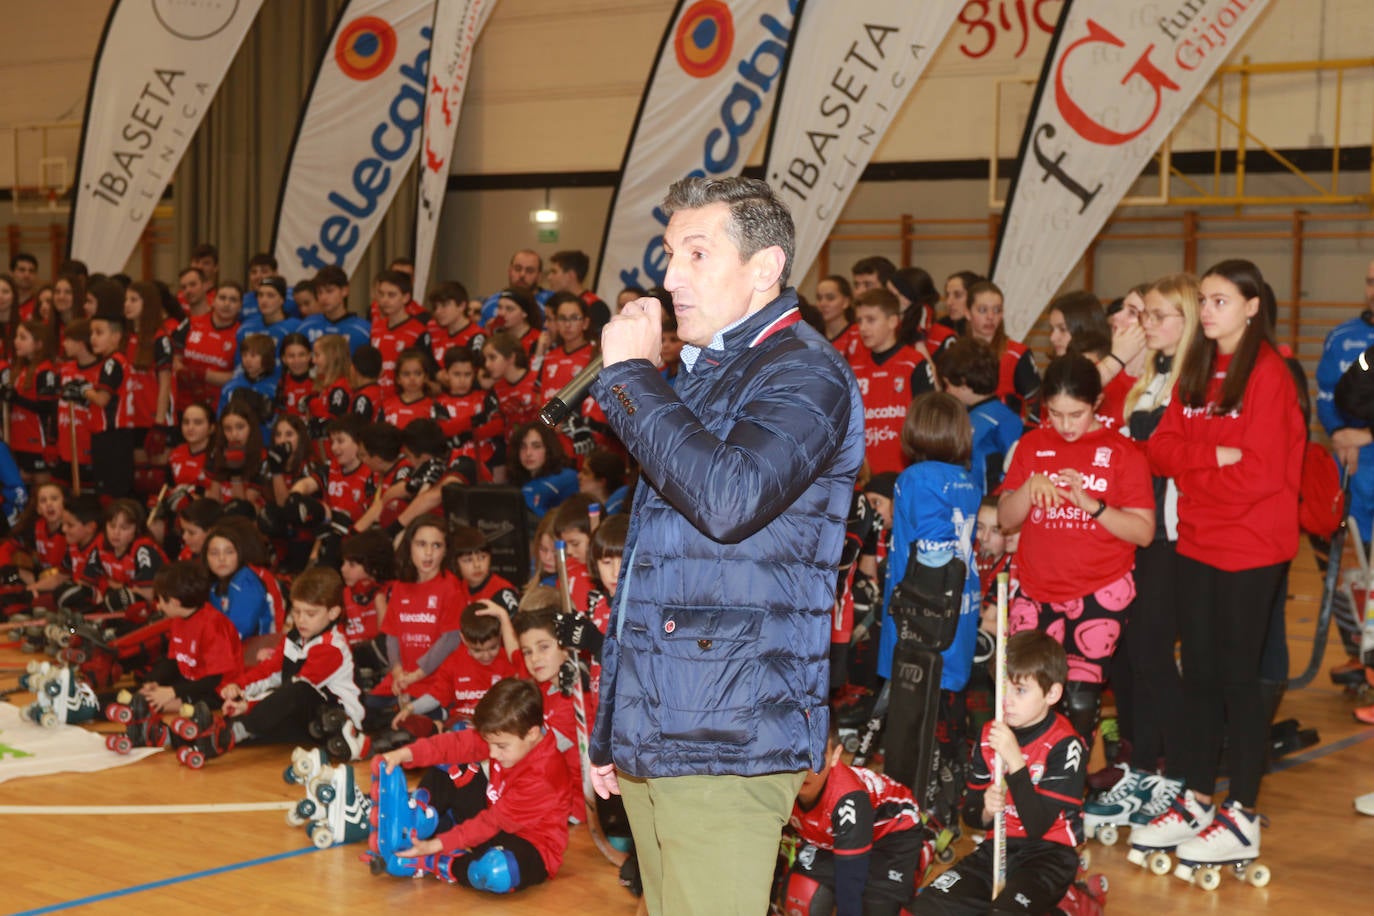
[
  {"xmin": 68, "ymin": 402, "xmax": 81, "ymax": 494},
  {"xmin": 555, "ymin": 539, "xmax": 628, "ymax": 867},
  {"xmin": 145, "ymin": 484, "xmax": 170, "ymax": 526},
  {"xmin": 991, "ymin": 571, "xmax": 1009, "ymax": 900},
  {"xmin": 1290, "ymin": 477, "xmax": 1352, "ymax": 689}
]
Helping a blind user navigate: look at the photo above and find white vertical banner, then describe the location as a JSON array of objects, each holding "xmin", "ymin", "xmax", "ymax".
[
  {"xmin": 763, "ymin": 0, "xmax": 963, "ymax": 284},
  {"xmin": 272, "ymin": 0, "xmax": 437, "ymax": 284},
  {"xmin": 68, "ymin": 0, "xmax": 266, "ymax": 273},
  {"xmin": 412, "ymin": 0, "xmax": 497, "ymax": 298},
  {"xmin": 595, "ymin": 0, "xmax": 799, "ymax": 295},
  {"xmin": 992, "ymin": 0, "xmax": 1273, "ymax": 340}
]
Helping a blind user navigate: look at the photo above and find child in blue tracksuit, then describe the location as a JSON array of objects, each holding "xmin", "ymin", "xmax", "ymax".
[{"xmin": 878, "ymin": 393, "xmax": 981, "ymax": 816}]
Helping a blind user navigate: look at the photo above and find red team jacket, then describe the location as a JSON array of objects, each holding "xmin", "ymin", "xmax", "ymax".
[
  {"xmin": 377, "ymin": 572, "xmax": 466, "ymax": 697},
  {"xmin": 405, "ymin": 727, "xmax": 571, "ymax": 876},
  {"xmin": 1147, "ymin": 344, "xmax": 1304, "ymax": 571},
  {"xmin": 168, "ymin": 605, "xmax": 243, "ymax": 682},
  {"xmin": 967, "ymin": 712, "xmax": 1085, "ymax": 848},
  {"xmin": 789, "ymin": 760, "xmax": 923, "ymax": 854}
]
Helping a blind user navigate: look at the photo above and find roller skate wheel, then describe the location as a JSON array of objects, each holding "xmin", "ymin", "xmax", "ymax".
[
  {"xmin": 1197, "ymin": 866, "xmax": 1222, "ymax": 891},
  {"xmin": 106, "ymin": 704, "xmax": 133, "ymax": 724},
  {"xmin": 296, "ymin": 799, "xmax": 317, "ymax": 820},
  {"xmin": 1126, "ymin": 847, "xmax": 1146, "ymax": 868},
  {"xmin": 172, "ymin": 718, "xmax": 199, "ymax": 741},
  {"xmin": 311, "ymin": 826, "xmax": 335, "ymax": 849},
  {"xmin": 1078, "ymin": 848, "xmax": 1091, "ymax": 871},
  {"xmin": 105, "ymin": 734, "xmax": 122, "ymax": 751},
  {"xmin": 116, "ymin": 688, "xmax": 133, "ymax": 704},
  {"xmin": 44, "ymin": 679, "xmax": 62, "ymax": 698},
  {"xmin": 1096, "ymin": 823, "xmax": 1118, "ymax": 846},
  {"xmin": 1091, "ymin": 874, "xmax": 1109, "ymax": 896},
  {"xmin": 39, "ymin": 710, "xmax": 58, "ymax": 728},
  {"xmin": 184, "ymin": 750, "xmax": 206, "ymax": 769},
  {"xmin": 109, "ymin": 734, "xmax": 133, "ymax": 754},
  {"xmin": 285, "ymin": 807, "xmax": 308, "ymax": 827},
  {"xmin": 26, "ymin": 660, "xmax": 42, "ymax": 674},
  {"xmin": 292, "ymin": 755, "xmax": 316, "ymax": 780},
  {"xmin": 316, "ymin": 783, "xmax": 337, "ymax": 804},
  {"xmin": 1148, "ymin": 851, "xmax": 1173, "ymax": 875},
  {"xmin": 283, "ymin": 764, "xmax": 299, "ymax": 785},
  {"xmin": 1246, "ymin": 863, "xmax": 1271, "ymax": 887},
  {"xmin": 369, "ymin": 855, "xmax": 388, "ymax": 876}
]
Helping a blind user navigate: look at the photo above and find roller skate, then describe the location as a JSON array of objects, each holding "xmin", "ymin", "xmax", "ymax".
[
  {"xmin": 309, "ymin": 706, "xmax": 373, "ymax": 761},
  {"xmin": 1082, "ymin": 766, "xmax": 1146, "ymax": 845},
  {"xmin": 1129, "ymin": 773, "xmax": 1184, "ymax": 826},
  {"xmin": 366, "ymin": 755, "xmax": 440, "ymax": 877},
  {"xmin": 104, "ymin": 689, "xmax": 171, "ymax": 754},
  {"xmin": 1126, "ymin": 788, "xmax": 1214, "ymax": 876},
  {"xmin": 172, "ymin": 701, "xmax": 236, "ymax": 768},
  {"xmin": 292, "ymin": 760, "xmax": 372, "ymax": 848},
  {"xmin": 1056, "ymin": 873, "xmax": 1109, "ymax": 915},
  {"xmin": 1172, "ymin": 798, "xmax": 1269, "ymax": 890},
  {"xmin": 22, "ymin": 661, "xmax": 99, "ymax": 726},
  {"xmin": 284, "ymin": 746, "xmax": 329, "ymax": 797}
]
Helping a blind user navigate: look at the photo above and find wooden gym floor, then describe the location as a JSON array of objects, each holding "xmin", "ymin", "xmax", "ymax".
[{"xmin": 3, "ymin": 539, "xmax": 1373, "ymax": 915}]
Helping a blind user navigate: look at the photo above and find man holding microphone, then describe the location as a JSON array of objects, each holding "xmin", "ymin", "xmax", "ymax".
[{"xmin": 586, "ymin": 176, "xmax": 865, "ymax": 915}]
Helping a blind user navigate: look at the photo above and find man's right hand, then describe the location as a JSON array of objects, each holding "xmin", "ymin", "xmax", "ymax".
[
  {"xmin": 590, "ymin": 762, "xmax": 620, "ymax": 799},
  {"xmin": 601, "ymin": 297, "xmax": 663, "ymax": 367}
]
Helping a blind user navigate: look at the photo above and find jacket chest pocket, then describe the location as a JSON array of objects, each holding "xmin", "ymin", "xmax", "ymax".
[{"xmin": 653, "ymin": 605, "xmax": 763, "ymax": 746}]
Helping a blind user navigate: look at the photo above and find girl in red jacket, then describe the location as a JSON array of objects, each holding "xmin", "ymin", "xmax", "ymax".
[
  {"xmin": 998, "ymin": 354, "xmax": 1154, "ymax": 751},
  {"xmin": 1135, "ymin": 259, "xmax": 1304, "ymax": 869}
]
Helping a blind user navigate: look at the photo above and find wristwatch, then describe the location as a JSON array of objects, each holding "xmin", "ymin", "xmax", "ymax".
[{"xmin": 1090, "ymin": 499, "xmax": 1108, "ymax": 519}]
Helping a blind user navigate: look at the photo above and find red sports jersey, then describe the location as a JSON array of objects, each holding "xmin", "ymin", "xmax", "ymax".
[
  {"xmin": 828, "ymin": 323, "xmax": 864, "ymax": 367},
  {"xmin": 789, "ymin": 761, "xmax": 922, "ymax": 854},
  {"xmin": 175, "ymin": 313, "xmax": 239, "ymax": 409},
  {"xmin": 343, "ymin": 578, "xmax": 385, "ymax": 644},
  {"xmin": 540, "ymin": 343, "xmax": 595, "ymax": 393},
  {"xmin": 311, "ymin": 460, "xmax": 375, "ymax": 521},
  {"xmin": 518, "ymin": 326, "xmax": 542, "ymax": 360},
  {"xmin": 851, "ymin": 344, "xmax": 936, "ymax": 475},
  {"xmin": 457, "ymin": 573, "xmax": 521, "ymax": 616},
  {"xmin": 307, "ymin": 378, "xmax": 353, "ymax": 430},
  {"xmin": 166, "ymin": 443, "xmax": 212, "ymax": 492},
  {"xmin": 380, "ymin": 394, "xmax": 448, "ymax": 430},
  {"xmin": 277, "ymin": 371, "xmax": 314, "ymax": 419},
  {"xmin": 31, "ymin": 516, "xmax": 67, "ymax": 572},
  {"xmin": 542, "ymin": 680, "xmax": 597, "ymax": 823},
  {"xmin": 925, "ymin": 322, "xmax": 956, "ymax": 351},
  {"xmin": 372, "ymin": 458, "xmax": 413, "ymax": 529},
  {"xmin": 427, "ymin": 319, "xmax": 485, "ymax": 365},
  {"xmin": 168, "ymin": 604, "xmax": 243, "ymax": 682},
  {"xmin": 995, "ymin": 339, "xmax": 1037, "ymax": 418},
  {"xmin": 370, "ymin": 315, "xmax": 430, "ymax": 397},
  {"xmin": 124, "ymin": 331, "xmax": 173, "ymax": 428},
  {"xmin": 378, "ymin": 571, "xmax": 465, "ymax": 685},
  {"xmin": 57, "ymin": 359, "xmax": 104, "ymax": 466},
  {"xmin": 968, "ymin": 712, "xmax": 1085, "ymax": 848},
  {"xmin": 8, "ymin": 359, "xmax": 58, "ymax": 456},
  {"xmin": 430, "ymin": 644, "xmax": 521, "ymax": 722},
  {"xmin": 999, "ymin": 425, "xmax": 1153, "ymax": 602},
  {"xmin": 1096, "ymin": 370, "xmax": 1136, "ymax": 430},
  {"xmin": 95, "ymin": 350, "xmax": 136, "ymax": 429},
  {"xmin": 493, "ymin": 370, "xmax": 540, "ymax": 432},
  {"xmin": 79, "ymin": 534, "xmax": 166, "ymax": 592}
]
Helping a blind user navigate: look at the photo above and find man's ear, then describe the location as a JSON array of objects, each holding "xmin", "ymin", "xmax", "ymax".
[{"xmin": 750, "ymin": 246, "xmax": 786, "ymax": 292}]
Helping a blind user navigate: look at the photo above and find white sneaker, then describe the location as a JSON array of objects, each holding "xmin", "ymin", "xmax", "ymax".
[
  {"xmin": 1129, "ymin": 789, "xmax": 1214, "ymax": 850},
  {"xmin": 1175, "ymin": 799, "xmax": 1261, "ymax": 863},
  {"xmin": 1084, "ymin": 767, "xmax": 1144, "ymax": 827}
]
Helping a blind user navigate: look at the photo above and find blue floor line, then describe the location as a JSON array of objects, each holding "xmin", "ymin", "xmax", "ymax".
[{"xmin": 12, "ymin": 845, "xmax": 321, "ymax": 915}]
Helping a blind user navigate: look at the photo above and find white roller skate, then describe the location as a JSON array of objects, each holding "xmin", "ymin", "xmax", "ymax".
[
  {"xmin": 1129, "ymin": 773, "xmax": 1185, "ymax": 826},
  {"xmin": 1173, "ymin": 799, "xmax": 1270, "ymax": 890},
  {"xmin": 1126, "ymin": 788, "xmax": 1214, "ymax": 876},
  {"xmin": 296, "ymin": 761, "xmax": 372, "ymax": 849},
  {"xmin": 22, "ymin": 661, "xmax": 99, "ymax": 727},
  {"xmin": 1082, "ymin": 767, "xmax": 1146, "ymax": 846}
]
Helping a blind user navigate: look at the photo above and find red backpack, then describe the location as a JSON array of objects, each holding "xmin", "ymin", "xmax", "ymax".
[{"xmin": 1299, "ymin": 442, "xmax": 1344, "ymax": 537}]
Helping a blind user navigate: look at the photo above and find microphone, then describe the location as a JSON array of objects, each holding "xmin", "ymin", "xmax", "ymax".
[{"xmin": 540, "ymin": 354, "xmax": 603, "ymax": 427}]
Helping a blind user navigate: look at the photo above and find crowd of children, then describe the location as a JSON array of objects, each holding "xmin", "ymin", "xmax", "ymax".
[{"xmin": 0, "ymin": 246, "xmax": 1323, "ymax": 910}]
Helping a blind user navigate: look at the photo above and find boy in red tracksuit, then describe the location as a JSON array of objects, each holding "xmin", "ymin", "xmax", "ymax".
[
  {"xmin": 380, "ymin": 677, "xmax": 571, "ymax": 893},
  {"xmin": 784, "ymin": 726, "xmax": 932, "ymax": 916},
  {"xmin": 400, "ymin": 600, "xmax": 521, "ymax": 728},
  {"xmin": 102, "ymin": 561, "xmax": 243, "ymax": 753},
  {"xmin": 912, "ymin": 630, "xmax": 1085, "ymax": 915}
]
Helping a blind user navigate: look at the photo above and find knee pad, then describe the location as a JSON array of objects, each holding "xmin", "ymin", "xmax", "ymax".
[
  {"xmin": 785, "ymin": 872, "xmax": 835, "ymax": 916},
  {"xmin": 1062, "ymin": 682, "xmax": 1102, "ymax": 742},
  {"xmin": 467, "ymin": 846, "xmax": 520, "ymax": 894}
]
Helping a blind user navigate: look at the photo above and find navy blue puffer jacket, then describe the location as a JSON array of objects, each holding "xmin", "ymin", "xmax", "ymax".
[{"xmin": 588, "ymin": 291, "xmax": 865, "ymax": 777}]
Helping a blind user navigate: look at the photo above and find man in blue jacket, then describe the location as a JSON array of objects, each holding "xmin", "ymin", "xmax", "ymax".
[
  {"xmin": 589, "ymin": 176, "xmax": 865, "ymax": 915},
  {"xmin": 1316, "ymin": 260, "xmax": 1374, "ymax": 542}
]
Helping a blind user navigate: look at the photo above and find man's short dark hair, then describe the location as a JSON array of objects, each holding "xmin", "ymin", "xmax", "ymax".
[
  {"xmin": 937, "ymin": 338, "xmax": 999, "ymax": 396},
  {"xmin": 293, "ymin": 279, "xmax": 316, "ymax": 298},
  {"xmin": 661, "ymin": 177, "xmax": 796, "ymax": 287},
  {"xmin": 1006, "ymin": 630, "xmax": 1068, "ymax": 694},
  {"xmin": 190, "ymin": 243, "xmax": 219, "ymax": 263},
  {"xmin": 460, "ymin": 601, "xmax": 501, "ymax": 643},
  {"xmin": 427, "ymin": 280, "xmax": 469, "ymax": 309},
  {"xmin": 550, "ymin": 250, "xmax": 591, "ymax": 282},
  {"xmin": 178, "ymin": 266, "xmax": 205, "ymax": 283},
  {"xmin": 360, "ymin": 422, "xmax": 404, "ymax": 462},
  {"xmin": 375, "ymin": 268, "xmax": 412, "ymax": 297},
  {"xmin": 248, "ymin": 253, "xmax": 278, "ymax": 270},
  {"xmin": 10, "ymin": 252, "xmax": 37, "ymax": 271},
  {"xmin": 314, "ymin": 265, "xmax": 349, "ymax": 289},
  {"xmin": 153, "ymin": 560, "xmax": 212, "ymax": 609},
  {"xmin": 852, "ymin": 256, "xmax": 897, "ymax": 285},
  {"xmin": 473, "ymin": 678, "xmax": 544, "ymax": 737},
  {"xmin": 854, "ymin": 287, "xmax": 900, "ymax": 318}
]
